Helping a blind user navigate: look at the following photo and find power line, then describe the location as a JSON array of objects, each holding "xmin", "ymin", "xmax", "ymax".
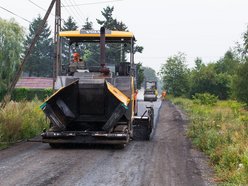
[
  {"xmin": 27, "ymin": 0, "xmax": 66, "ymax": 21},
  {"xmin": 28, "ymin": 0, "xmax": 47, "ymax": 12},
  {"xmin": 61, "ymin": 0, "xmax": 124, "ymax": 7},
  {"xmin": 0, "ymin": 5, "xmax": 31, "ymax": 23},
  {"xmin": 60, "ymin": 3, "xmax": 76, "ymax": 24},
  {"xmin": 68, "ymin": 0, "xmax": 85, "ymax": 23},
  {"xmin": 62, "ymin": 0, "xmax": 82, "ymax": 24},
  {"xmin": 72, "ymin": 0, "xmax": 87, "ymax": 22},
  {"xmin": 27, "ymin": 0, "xmax": 74, "ymax": 25},
  {"xmin": 60, "ymin": 2, "xmax": 75, "ymax": 23}
]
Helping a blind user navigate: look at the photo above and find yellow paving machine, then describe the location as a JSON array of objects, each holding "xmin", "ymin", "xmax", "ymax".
[{"xmin": 40, "ymin": 27, "xmax": 154, "ymax": 148}]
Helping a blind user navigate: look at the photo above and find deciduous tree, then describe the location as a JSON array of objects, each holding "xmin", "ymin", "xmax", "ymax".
[
  {"xmin": 214, "ymin": 50, "xmax": 240, "ymax": 75},
  {"xmin": 143, "ymin": 66, "xmax": 158, "ymax": 82},
  {"xmin": 159, "ymin": 53, "xmax": 190, "ymax": 97},
  {"xmin": 0, "ymin": 18, "xmax": 24, "ymax": 92},
  {"xmin": 233, "ymin": 61, "xmax": 248, "ymax": 104},
  {"xmin": 190, "ymin": 63, "xmax": 231, "ymax": 100},
  {"xmin": 232, "ymin": 27, "xmax": 248, "ymax": 104},
  {"xmin": 136, "ymin": 62, "xmax": 144, "ymax": 89}
]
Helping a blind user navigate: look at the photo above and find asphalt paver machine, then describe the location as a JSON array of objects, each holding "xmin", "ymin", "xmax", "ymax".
[{"xmin": 40, "ymin": 27, "xmax": 154, "ymax": 147}]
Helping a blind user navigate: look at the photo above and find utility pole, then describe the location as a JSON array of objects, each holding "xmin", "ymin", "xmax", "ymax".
[
  {"xmin": 53, "ymin": 0, "xmax": 61, "ymax": 90},
  {"xmin": 0, "ymin": 0, "xmax": 56, "ymax": 109}
]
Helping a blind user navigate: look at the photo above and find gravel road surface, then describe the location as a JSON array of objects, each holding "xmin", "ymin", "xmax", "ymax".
[{"xmin": 0, "ymin": 100, "xmax": 214, "ymax": 186}]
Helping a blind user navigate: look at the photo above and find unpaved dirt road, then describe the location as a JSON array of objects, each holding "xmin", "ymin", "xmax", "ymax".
[{"xmin": 0, "ymin": 100, "xmax": 213, "ymax": 186}]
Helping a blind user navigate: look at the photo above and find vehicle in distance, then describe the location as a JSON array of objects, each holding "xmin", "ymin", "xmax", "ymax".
[{"xmin": 144, "ymin": 81, "xmax": 158, "ymax": 102}]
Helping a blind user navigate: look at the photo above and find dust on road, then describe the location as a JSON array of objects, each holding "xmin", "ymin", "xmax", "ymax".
[{"xmin": 0, "ymin": 100, "xmax": 214, "ymax": 186}]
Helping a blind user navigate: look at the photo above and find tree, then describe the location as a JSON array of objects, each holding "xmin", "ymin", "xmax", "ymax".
[
  {"xmin": 194, "ymin": 57, "xmax": 205, "ymax": 71},
  {"xmin": 232, "ymin": 27, "xmax": 248, "ymax": 104},
  {"xmin": 24, "ymin": 15, "xmax": 53, "ymax": 77},
  {"xmin": 143, "ymin": 66, "xmax": 158, "ymax": 81},
  {"xmin": 79, "ymin": 18, "xmax": 102, "ymax": 66},
  {"xmin": 62, "ymin": 16, "xmax": 78, "ymax": 31},
  {"xmin": 97, "ymin": 6, "xmax": 124, "ymax": 30},
  {"xmin": 61, "ymin": 16, "xmax": 78, "ymax": 64},
  {"xmin": 61, "ymin": 17, "xmax": 94, "ymax": 66},
  {"xmin": 136, "ymin": 62, "xmax": 144, "ymax": 89},
  {"xmin": 243, "ymin": 26, "xmax": 248, "ymax": 55},
  {"xmin": 82, "ymin": 18, "xmax": 93, "ymax": 30},
  {"xmin": 159, "ymin": 53, "xmax": 190, "ymax": 97},
  {"xmin": 233, "ymin": 61, "xmax": 248, "ymax": 104},
  {"xmin": 0, "ymin": 18, "xmax": 24, "ymax": 92},
  {"xmin": 142, "ymin": 66, "xmax": 160, "ymax": 91},
  {"xmin": 97, "ymin": 6, "xmax": 143, "ymax": 64},
  {"xmin": 214, "ymin": 50, "xmax": 240, "ymax": 75},
  {"xmin": 190, "ymin": 63, "xmax": 231, "ymax": 100},
  {"xmin": 97, "ymin": 6, "xmax": 126, "ymax": 64}
]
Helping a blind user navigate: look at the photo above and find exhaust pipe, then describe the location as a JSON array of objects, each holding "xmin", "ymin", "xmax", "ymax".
[
  {"xmin": 99, "ymin": 27, "xmax": 110, "ymax": 75},
  {"xmin": 100, "ymin": 27, "xmax": 106, "ymax": 66}
]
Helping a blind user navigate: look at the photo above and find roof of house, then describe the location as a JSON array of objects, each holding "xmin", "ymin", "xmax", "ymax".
[{"xmin": 16, "ymin": 77, "xmax": 53, "ymax": 89}]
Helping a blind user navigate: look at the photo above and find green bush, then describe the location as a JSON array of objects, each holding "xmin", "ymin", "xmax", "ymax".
[
  {"xmin": 13, "ymin": 88, "xmax": 52, "ymax": 101},
  {"xmin": 172, "ymin": 97, "xmax": 248, "ymax": 184},
  {"xmin": 0, "ymin": 88, "xmax": 53, "ymax": 102},
  {"xmin": 232, "ymin": 61, "xmax": 248, "ymax": 105},
  {"xmin": 0, "ymin": 100, "xmax": 48, "ymax": 149},
  {"xmin": 0, "ymin": 89, "xmax": 7, "ymax": 101},
  {"xmin": 192, "ymin": 93, "xmax": 218, "ymax": 106}
]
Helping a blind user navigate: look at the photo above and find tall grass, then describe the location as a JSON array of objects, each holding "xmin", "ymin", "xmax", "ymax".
[
  {"xmin": 0, "ymin": 100, "xmax": 48, "ymax": 149},
  {"xmin": 172, "ymin": 97, "xmax": 248, "ymax": 185}
]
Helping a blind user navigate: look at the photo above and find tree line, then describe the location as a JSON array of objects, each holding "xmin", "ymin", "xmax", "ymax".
[
  {"xmin": 0, "ymin": 6, "xmax": 145, "ymax": 93},
  {"xmin": 159, "ymin": 28, "xmax": 248, "ymax": 105}
]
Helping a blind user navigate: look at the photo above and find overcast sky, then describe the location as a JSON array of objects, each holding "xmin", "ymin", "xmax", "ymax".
[{"xmin": 1, "ymin": 0, "xmax": 248, "ymax": 72}]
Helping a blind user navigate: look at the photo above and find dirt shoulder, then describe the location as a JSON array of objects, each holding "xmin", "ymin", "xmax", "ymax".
[{"xmin": 139, "ymin": 100, "xmax": 215, "ymax": 186}]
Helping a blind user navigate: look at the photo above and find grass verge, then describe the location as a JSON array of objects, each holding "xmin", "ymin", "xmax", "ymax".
[
  {"xmin": 0, "ymin": 100, "xmax": 48, "ymax": 150},
  {"xmin": 171, "ymin": 97, "xmax": 248, "ymax": 185}
]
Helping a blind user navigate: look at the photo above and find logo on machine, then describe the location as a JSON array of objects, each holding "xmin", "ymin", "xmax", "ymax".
[{"xmin": 80, "ymin": 29, "xmax": 112, "ymax": 34}]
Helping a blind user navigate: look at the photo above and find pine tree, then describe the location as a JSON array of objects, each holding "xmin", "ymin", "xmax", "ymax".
[
  {"xmin": 97, "ymin": 6, "xmax": 143, "ymax": 62},
  {"xmin": 61, "ymin": 16, "xmax": 78, "ymax": 65},
  {"xmin": 24, "ymin": 15, "xmax": 53, "ymax": 77},
  {"xmin": 80, "ymin": 18, "xmax": 99, "ymax": 66},
  {"xmin": 96, "ymin": 6, "xmax": 117, "ymax": 30},
  {"xmin": 62, "ymin": 16, "xmax": 78, "ymax": 31},
  {"xmin": 82, "ymin": 18, "xmax": 93, "ymax": 30}
]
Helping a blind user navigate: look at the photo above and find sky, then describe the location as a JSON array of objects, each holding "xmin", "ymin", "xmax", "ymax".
[{"xmin": 1, "ymin": 0, "xmax": 248, "ymax": 72}]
